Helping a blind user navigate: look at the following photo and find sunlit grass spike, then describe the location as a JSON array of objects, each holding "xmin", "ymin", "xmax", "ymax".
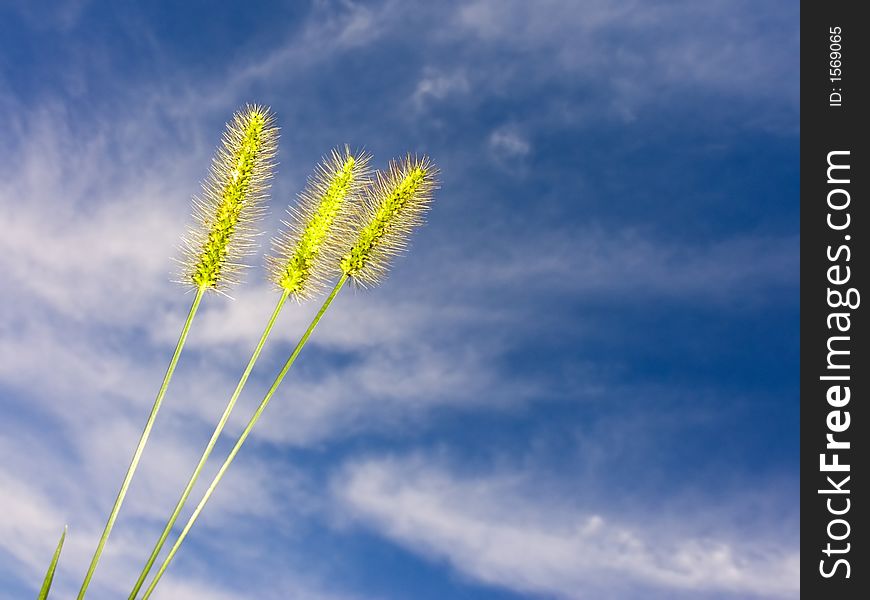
[
  {"xmin": 339, "ymin": 155, "xmax": 438, "ymax": 287},
  {"xmin": 181, "ymin": 105, "xmax": 279, "ymax": 291},
  {"xmin": 268, "ymin": 146, "xmax": 371, "ymax": 300}
]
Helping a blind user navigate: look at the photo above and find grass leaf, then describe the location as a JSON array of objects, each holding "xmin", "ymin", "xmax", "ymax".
[{"xmin": 37, "ymin": 525, "xmax": 67, "ymax": 600}]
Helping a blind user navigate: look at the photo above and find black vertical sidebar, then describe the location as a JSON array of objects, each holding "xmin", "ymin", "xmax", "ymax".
[{"xmin": 801, "ymin": 2, "xmax": 868, "ymax": 598}]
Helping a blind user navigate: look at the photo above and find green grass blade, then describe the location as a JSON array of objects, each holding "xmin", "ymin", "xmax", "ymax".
[{"xmin": 37, "ymin": 525, "xmax": 67, "ymax": 600}]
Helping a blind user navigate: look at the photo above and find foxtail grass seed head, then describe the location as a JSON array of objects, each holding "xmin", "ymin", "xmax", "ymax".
[
  {"xmin": 180, "ymin": 105, "xmax": 279, "ymax": 291},
  {"xmin": 339, "ymin": 155, "xmax": 438, "ymax": 287},
  {"xmin": 267, "ymin": 147, "xmax": 371, "ymax": 300}
]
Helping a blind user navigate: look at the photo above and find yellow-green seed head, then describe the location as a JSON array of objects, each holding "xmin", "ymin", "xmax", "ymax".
[
  {"xmin": 267, "ymin": 146, "xmax": 372, "ymax": 300},
  {"xmin": 339, "ymin": 155, "xmax": 438, "ymax": 287},
  {"xmin": 180, "ymin": 105, "xmax": 278, "ymax": 291}
]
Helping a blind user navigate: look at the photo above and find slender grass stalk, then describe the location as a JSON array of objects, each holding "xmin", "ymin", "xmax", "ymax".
[
  {"xmin": 77, "ymin": 106, "xmax": 276, "ymax": 599},
  {"xmin": 138, "ymin": 155, "xmax": 437, "ymax": 597},
  {"xmin": 127, "ymin": 291, "xmax": 287, "ymax": 599},
  {"xmin": 129, "ymin": 148, "xmax": 368, "ymax": 598},
  {"xmin": 140, "ymin": 274, "xmax": 348, "ymax": 600},
  {"xmin": 37, "ymin": 526, "xmax": 67, "ymax": 600},
  {"xmin": 77, "ymin": 288, "xmax": 203, "ymax": 599}
]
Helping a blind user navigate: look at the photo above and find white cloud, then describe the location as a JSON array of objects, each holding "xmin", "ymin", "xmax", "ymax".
[
  {"xmin": 217, "ymin": 0, "xmax": 395, "ymax": 104},
  {"xmin": 452, "ymin": 0, "xmax": 797, "ymax": 127},
  {"xmin": 489, "ymin": 127, "xmax": 531, "ymax": 159},
  {"xmin": 0, "ymin": 471, "xmax": 67, "ymax": 577},
  {"xmin": 0, "ymin": 424, "xmax": 353, "ymax": 600},
  {"xmin": 5, "ymin": 0, "xmax": 92, "ymax": 31},
  {"xmin": 335, "ymin": 455, "xmax": 799, "ymax": 599},
  {"xmin": 412, "ymin": 68, "xmax": 470, "ymax": 110}
]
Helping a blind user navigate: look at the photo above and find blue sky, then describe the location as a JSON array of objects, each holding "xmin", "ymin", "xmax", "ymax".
[{"xmin": 0, "ymin": 1, "xmax": 799, "ymax": 598}]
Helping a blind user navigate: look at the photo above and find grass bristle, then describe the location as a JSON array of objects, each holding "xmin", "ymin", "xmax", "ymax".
[
  {"xmin": 180, "ymin": 105, "xmax": 278, "ymax": 291},
  {"xmin": 339, "ymin": 155, "xmax": 438, "ymax": 287},
  {"xmin": 267, "ymin": 146, "xmax": 372, "ymax": 300}
]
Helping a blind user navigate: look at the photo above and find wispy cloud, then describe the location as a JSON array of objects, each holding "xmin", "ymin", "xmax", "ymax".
[
  {"xmin": 4, "ymin": 0, "xmax": 92, "ymax": 32},
  {"xmin": 453, "ymin": 0, "xmax": 798, "ymax": 110},
  {"xmin": 412, "ymin": 68, "xmax": 470, "ymax": 111},
  {"xmin": 488, "ymin": 127, "xmax": 531, "ymax": 160},
  {"xmin": 335, "ymin": 454, "xmax": 799, "ymax": 599},
  {"xmin": 226, "ymin": 0, "xmax": 390, "ymax": 94}
]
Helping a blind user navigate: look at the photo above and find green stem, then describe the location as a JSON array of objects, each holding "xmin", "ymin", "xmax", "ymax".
[
  {"xmin": 78, "ymin": 287, "xmax": 205, "ymax": 599},
  {"xmin": 129, "ymin": 291, "xmax": 289, "ymax": 599},
  {"xmin": 141, "ymin": 274, "xmax": 347, "ymax": 599}
]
